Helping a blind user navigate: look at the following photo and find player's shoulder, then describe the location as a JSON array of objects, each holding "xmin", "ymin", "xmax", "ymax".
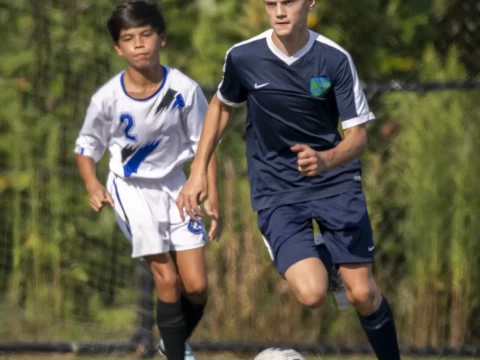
[
  {"xmin": 227, "ymin": 29, "xmax": 271, "ymax": 59},
  {"xmin": 165, "ymin": 66, "xmax": 205, "ymax": 105},
  {"xmin": 310, "ymin": 31, "xmax": 352, "ymax": 62},
  {"xmin": 89, "ymin": 71, "xmax": 124, "ymax": 108},
  {"xmin": 166, "ymin": 66, "xmax": 202, "ymax": 93}
]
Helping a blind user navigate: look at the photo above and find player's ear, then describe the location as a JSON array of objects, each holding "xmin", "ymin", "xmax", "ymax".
[
  {"xmin": 158, "ymin": 32, "xmax": 167, "ymax": 48},
  {"xmin": 114, "ymin": 43, "xmax": 124, "ymax": 57}
]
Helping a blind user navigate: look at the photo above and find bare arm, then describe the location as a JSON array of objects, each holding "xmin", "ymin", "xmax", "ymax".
[
  {"xmin": 191, "ymin": 95, "xmax": 232, "ymax": 175},
  {"xmin": 320, "ymin": 124, "xmax": 368, "ymax": 170},
  {"xmin": 177, "ymin": 95, "xmax": 232, "ymax": 221},
  {"xmin": 75, "ymin": 154, "xmax": 113, "ymax": 211},
  {"xmin": 206, "ymin": 153, "xmax": 219, "ymax": 197},
  {"xmin": 75, "ymin": 154, "xmax": 101, "ymax": 190},
  {"xmin": 293, "ymin": 125, "xmax": 368, "ymax": 176},
  {"xmin": 204, "ymin": 152, "xmax": 222, "ymax": 240}
]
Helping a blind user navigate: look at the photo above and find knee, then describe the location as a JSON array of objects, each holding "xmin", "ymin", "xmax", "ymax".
[
  {"xmin": 295, "ymin": 286, "xmax": 328, "ymax": 309},
  {"xmin": 345, "ymin": 283, "xmax": 377, "ymax": 309},
  {"xmin": 151, "ymin": 264, "xmax": 179, "ymax": 290},
  {"xmin": 183, "ymin": 279, "xmax": 208, "ymax": 303}
]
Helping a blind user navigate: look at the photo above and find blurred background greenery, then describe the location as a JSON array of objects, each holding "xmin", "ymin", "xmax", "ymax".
[{"xmin": 0, "ymin": 0, "xmax": 479, "ymax": 350}]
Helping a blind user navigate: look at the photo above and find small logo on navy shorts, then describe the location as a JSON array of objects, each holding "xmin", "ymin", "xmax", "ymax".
[{"xmin": 188, "ymin": 219, "xmax": 205, "ymax": 235}]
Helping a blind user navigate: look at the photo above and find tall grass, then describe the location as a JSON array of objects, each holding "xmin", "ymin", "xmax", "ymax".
[{"xmin": 381, "ymin": 46, "xmax": 480, "ymax": 346}]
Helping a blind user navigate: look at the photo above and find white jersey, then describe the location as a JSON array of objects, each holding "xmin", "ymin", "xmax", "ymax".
[{"xmin": 74, "ymin": 66, "xmax": 208, "ymax": 180}]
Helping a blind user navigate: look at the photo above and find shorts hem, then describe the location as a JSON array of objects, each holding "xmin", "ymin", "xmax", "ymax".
[
  {"xmin": 332, "ymin": 258, "xmax": 375, "ymax": 265},
  {"xmin": 170, "ymin": 242, "xmax": 206, "ymax": 252},
  {"xmin": 131, "ymin": 249, "xmax": 170, "ymax": 258},
  {"xmin": 277, "ymin": 255, "xmax": 319, "ymax": 278}
]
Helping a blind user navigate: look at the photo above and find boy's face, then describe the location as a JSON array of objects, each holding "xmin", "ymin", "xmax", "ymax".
[
  {"xmin": 264, "ymin": 0, "xmax": 314, "ymax": 38},
  {"xmin": 114, "ymin": 26, "xmax": 166, "ymax": 69}
]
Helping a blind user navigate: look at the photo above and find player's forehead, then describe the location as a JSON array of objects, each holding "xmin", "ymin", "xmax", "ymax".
[
  {"xmin": 264, "ymin": 0, "xmax": 302, "ymax": 5},
  {"xmin": 119, "ymin": 25, "xmax": 155, "ymax": 37}
]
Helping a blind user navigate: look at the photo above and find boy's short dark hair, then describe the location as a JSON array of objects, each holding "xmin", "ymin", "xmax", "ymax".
[{"xmin": 107, "ymin": 0, "xmax": 166, "ymax": 43}]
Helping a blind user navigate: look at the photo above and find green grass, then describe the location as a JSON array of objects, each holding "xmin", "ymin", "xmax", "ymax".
[{"xmin": 0, "ymin": 355, "xmax": 478, "ymax": 360}]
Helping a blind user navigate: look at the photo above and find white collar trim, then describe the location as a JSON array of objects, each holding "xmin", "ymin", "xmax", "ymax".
[{"xmin": 266, "ymin": 29, "xmax": 316, "ymax": 66}]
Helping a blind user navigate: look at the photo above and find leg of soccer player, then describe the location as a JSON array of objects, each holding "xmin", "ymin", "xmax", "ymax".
[
  {"xmin": 284, "ymin": 257, "xmax": 329, "ymax": 308},
  {"xmin": 316, "ymin": 191, "xmax": 401, "ymax": 360},
  {"xmin": 146, "ymin": 253, "xmax": 186, "ymax": 360},
  {"xmin": 339, "ymin": 263, "xmax": 401, "ymax": 360},
  {"xmin": 171, "ymin": 247, "xmax": 208, "ymax": 340},
  {"xmin": 259, "ymin": 204, "xmax": 330, "ymax": 309}
]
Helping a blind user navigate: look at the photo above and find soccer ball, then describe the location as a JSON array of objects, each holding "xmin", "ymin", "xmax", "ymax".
[{"xmin": 254, "ymin": 348, "xmax": 305, "ymax": 360}]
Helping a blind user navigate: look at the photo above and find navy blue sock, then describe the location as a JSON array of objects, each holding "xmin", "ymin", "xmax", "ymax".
[
  {"xmin": 156, "ymin": 299, "xmax": 186, "ymax": 360},
  {"xmin": 181, "ymin": 295, "xmax": 206, "ymax": 340},
  {"xmin": 358, "ymin": 295, "xmax": 401, "ymax": 360}
]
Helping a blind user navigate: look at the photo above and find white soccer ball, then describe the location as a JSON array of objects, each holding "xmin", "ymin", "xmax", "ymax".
[{"xmin": 254, "ymin": 348, "xmax": 305, "ymax": 360}]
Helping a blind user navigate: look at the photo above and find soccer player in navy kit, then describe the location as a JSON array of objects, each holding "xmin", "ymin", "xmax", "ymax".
[{"xmin": 177, "ymin": 0, "xmax": 401, "ymax": 358}]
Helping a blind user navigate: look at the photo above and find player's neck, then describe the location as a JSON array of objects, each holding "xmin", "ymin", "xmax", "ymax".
[
  {"xmin": 271, "ymin": 28, "xmax": 310, "ymax": 57},
  {"xmin": 125, "ymin": 62, "xmax": 164, "ymax": 88}
]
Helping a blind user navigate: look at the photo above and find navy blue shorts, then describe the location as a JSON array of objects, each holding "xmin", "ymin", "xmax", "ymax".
[{"xmin": 257, "ymin": 190, "xmax": 375, "ymax": 277}]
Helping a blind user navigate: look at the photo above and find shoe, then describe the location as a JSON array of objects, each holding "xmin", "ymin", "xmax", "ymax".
[{"xmin": 157, "ymin": 339, "xmax": 197, "ymax": 360}]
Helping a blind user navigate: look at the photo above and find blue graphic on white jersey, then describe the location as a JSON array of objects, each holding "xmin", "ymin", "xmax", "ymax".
[
  {"xmin": 188, "ymin": 218, "xmax": 205, "ymax": 235},
  {"xmin": 123, "ymin": 139, "xmax": 161, "ymax": 177},
  {"xmin": 172, "ymin": 93, "xmax": 185, "ymax": 110},
  {"xmin": 120, "ymin": 113, "xmax": 138, "ymax": 142}
]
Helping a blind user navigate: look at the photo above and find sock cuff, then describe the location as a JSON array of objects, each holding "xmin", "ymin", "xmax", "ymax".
[
  {"xmin": 358, "ymin": 295, "xmax": 392, "ymax": 328},
  {"xmin": 182, "ymin": 295, "xmax": 207, "ymax": 308},
  {"xmin": 156, "ymin": 299, "xmax": 185, "ymax": 328}
]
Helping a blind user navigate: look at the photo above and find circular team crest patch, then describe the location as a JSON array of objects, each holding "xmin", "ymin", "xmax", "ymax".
[{"xmin": 310, "ymin": 76, "xmax": 331, "ymax": 97}]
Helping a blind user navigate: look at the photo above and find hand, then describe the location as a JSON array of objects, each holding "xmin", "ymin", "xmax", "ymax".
[
  {"xmin": 176, "ymin": 169, "xmax": 208, "ymax": 222},
  {"xmin": 291, "ymin": 144, "xmax": 329, "ymax": 176},
  {"xmin": 86, "ymin": 180, "xmax": 114, "ymax": 212},
  {"xmin": 204, "ymin": 194, "xmax": 222, "ymax": 241}
]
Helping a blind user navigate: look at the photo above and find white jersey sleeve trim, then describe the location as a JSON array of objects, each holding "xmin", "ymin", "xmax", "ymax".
[
  {"xmin": 341, "ymin": 112, "xmax": 375, "ymax": 129},
  {"xmin": 74, "ymin": 145, "xmax": 104, "ymax": 163},
  {"xmin": 74, "ymin": 101, "xmax": 110, "ymax": 163},
  {"xmin": 314, "ymin": 32, "xmax": 374, "ymax": 123},
  {"xmin": 216, "ymin": 89, "xmax": 246, "ymax": 107}
]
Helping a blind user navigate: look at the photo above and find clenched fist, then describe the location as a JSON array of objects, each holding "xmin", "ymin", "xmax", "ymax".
[{"xmin": 291, "ymin": 144, "xmax": 329, "ymax": 176}]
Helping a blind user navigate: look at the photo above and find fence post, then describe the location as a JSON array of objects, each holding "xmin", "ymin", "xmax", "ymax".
[{"xmin": 131, "ymin": 260, "xmax": 156, "ymax": 357}]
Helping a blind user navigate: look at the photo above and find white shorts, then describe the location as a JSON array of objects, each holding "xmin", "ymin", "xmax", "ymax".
[{"xmin": 106, "ymin": 171, "xmax": 206, "ymax": 258}]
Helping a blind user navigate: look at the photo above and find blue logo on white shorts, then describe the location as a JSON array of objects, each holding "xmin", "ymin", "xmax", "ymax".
[{"xmin": 188, "ymin": 219, "xmax": 205, "ymax": 235}]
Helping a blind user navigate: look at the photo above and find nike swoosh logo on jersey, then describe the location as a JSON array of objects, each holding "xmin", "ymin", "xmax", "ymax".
[{"xmin": 254, "ymin": 82, "xmax": 269, "ymax": 89}]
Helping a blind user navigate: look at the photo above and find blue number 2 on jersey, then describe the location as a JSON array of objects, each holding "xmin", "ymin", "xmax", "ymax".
[{"xmin": 120, "ymin": 113, "xmax": 137, "ymax": 142}]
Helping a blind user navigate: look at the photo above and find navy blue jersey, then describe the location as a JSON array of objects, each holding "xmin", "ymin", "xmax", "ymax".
[{"xmin": 217, "ymin": 29, "xmax": 375, "ymax": 211}]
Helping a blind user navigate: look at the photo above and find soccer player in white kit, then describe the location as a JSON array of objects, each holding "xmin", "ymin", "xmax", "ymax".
[{"xmin": 74, "ymin": 2, "xmax": 219, "ymax": 359}]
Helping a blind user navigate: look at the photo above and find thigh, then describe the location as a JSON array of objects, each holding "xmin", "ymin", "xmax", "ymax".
[
  {"xmin": 163, "ymin": 172, "xmax": 207, "ymax": 252},
  {"xmin": 145, "ymin": 253, "xmax": 180, "ymax": 302},
  {"xmin": 107, "ymin": 173, "xmax": 171, "ymax": 258},
  {"xmin": 168, "ymin": 207, "xmax": 207, "ymax": 253},
  {"xmin": 339, "ymin": 263, "xmax": 375, "ymax": 292},
  {"xmin": 284, "ymin": 257, "xmax": 329, "ymax": 300},
  {"xmin": 257, "ymin": 203, "xmax": 318, "ymax": 277},
  {"xmin": 171, "ymin": 247, "xmax": 207, "ymax": 301},
  {"xmin": 313, "ymin": 191, "xmax": 375, "ymax": 265}
]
